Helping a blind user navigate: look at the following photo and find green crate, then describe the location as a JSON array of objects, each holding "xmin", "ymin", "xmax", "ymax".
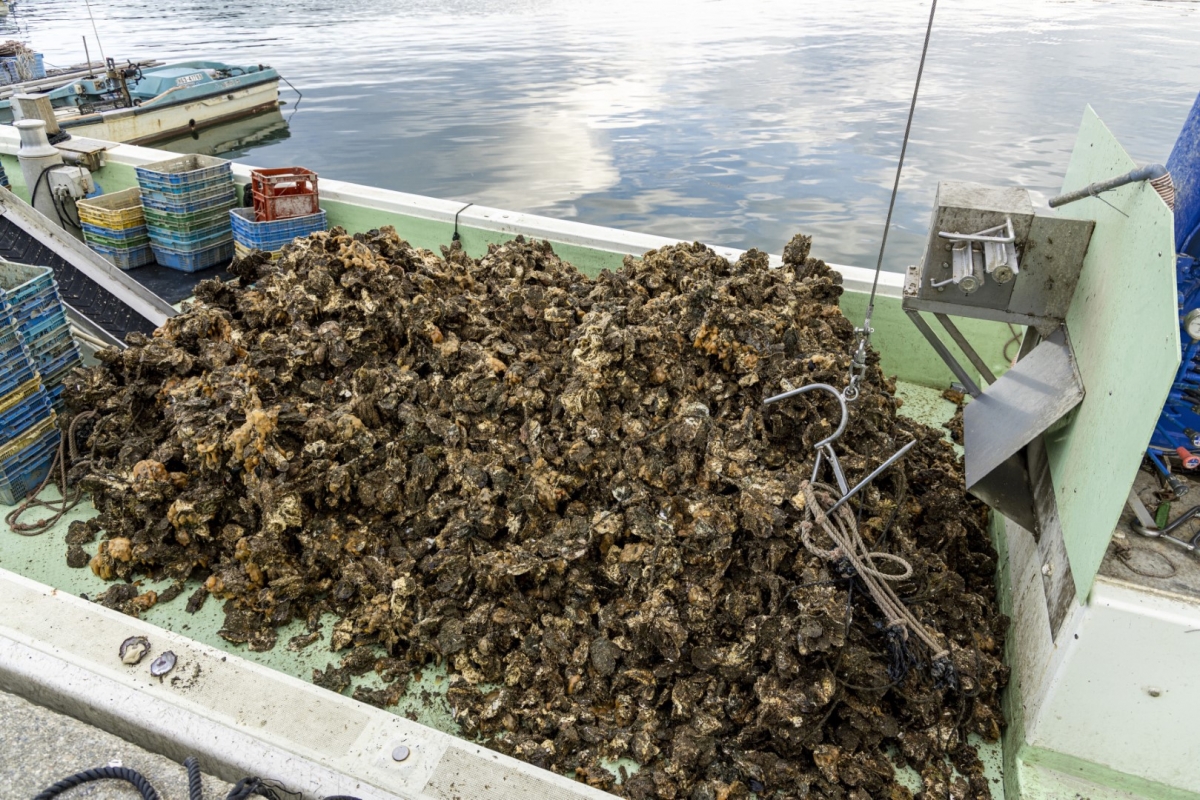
[
  {"xmin": 143, "ymin": 201, "xmax": 238, "ymax": 233},
  {"xmin": 83, "ymin": 227, "xmax": 150, "ymax": 250}
]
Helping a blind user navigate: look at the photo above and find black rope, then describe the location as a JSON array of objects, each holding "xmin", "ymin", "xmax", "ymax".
[
  {"xmin": 185, "ymin": 757, "xmax": 203, "ymax": 800},
  {"xmin": 32, "ymin": 765, "xmax": 161, "ymax": 800},
  {"xmin": 864, "ymin": 0, "xmax": 939, "ymax": 325},
  {"xmin": 30, "ymin": 756, "xmax": 365, "ymax": 800}
]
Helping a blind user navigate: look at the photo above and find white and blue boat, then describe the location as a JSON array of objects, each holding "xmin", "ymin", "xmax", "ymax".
[{"xmin": 0, "ymin": 59, "xmax": 280, "ymax": 145}]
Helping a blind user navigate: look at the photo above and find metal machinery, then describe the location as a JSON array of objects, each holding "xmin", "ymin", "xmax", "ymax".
[{"xmin": 902, "ymin": 182, "xmax": 1096, "ymax": 533}]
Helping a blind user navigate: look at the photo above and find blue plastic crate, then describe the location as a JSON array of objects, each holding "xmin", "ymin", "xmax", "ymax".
[
  {"xmin": 230, "ymin": 207, "xmax": 327, "ymax": 252},
  {"xmin": 0, "ymin": 327, "xmax": 25, "ymax": 357},
  {"xmin": 32, "ymin": 336, "xmax": 78, "ymax": 370},
  {"xmin": 17, "ymin": 305, "xmax": 67, "ymax": 346},
  {"xmin": 142, "ymin": 182, "xmax": 238, "ymax": 214},
  {"xmin": 0, "ymin": 264, "xmax": 54, "ymax": 308},
  {"xmin": 0, "ymin": 382, "xmax": 52, "ymax": 442},
  {"xmin": 42, "ymin": 356, "xmax": 80, "ymax": 387},
  {"xmin": 0, "ymin": 53, "xmax": 46, "ymax": 84},
  {"xmin": 0, "ymin": 357, "xmax": 37, "ymax": 402},
  {"xmin": 82, "ymin": 222, "xmax": 150, "ymax": 242},
  {"xmin": 136, "ymin": 154, "xmax": 232, "ymax": 190},
  {"xmin": 151, "ymin": 240, "xmax": 234, "ymax": 273},
  {"xmin": 90, "ymin": 242, "xmax": 156, "ymax": 271},
  {"xmin": 36, "ymin": 346, "xmax": 81, "ymax": 384},
  {"xmin": 26, "ymin": 324, "xmax": 73, "ymax": 360},
  {"xmin": 0, "ymin": 422, "xmax": 60, "ymax": 505},
  {"xmin": 20, "ymin": 308, "xmax": 68, "ymax": 344},
  {"xmin": 9, "ymin": 287, "xmax": 60, "ymax": 326},
  {"xmin": 45, "ymin": 382, "xmax": 64, "ymax": 406},
  {"xmin": 148, "ymin": 225, "xmax": 233, "ymax": 252}
]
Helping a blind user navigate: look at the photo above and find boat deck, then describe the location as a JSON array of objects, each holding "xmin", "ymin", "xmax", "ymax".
[{"xmin": 1100, "ymin": 471, "xmax": 1200, "ymax": 600}]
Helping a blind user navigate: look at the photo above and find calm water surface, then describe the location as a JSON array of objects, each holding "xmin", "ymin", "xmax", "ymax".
[{"xmin": 6, "ymin": 0, "xmax": 1200, "ymax": 268}]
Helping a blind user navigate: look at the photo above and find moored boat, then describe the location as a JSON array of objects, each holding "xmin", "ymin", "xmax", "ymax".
[{"xmin": 0, "ymin": 59, "xmax": 281, "ymax": 145}]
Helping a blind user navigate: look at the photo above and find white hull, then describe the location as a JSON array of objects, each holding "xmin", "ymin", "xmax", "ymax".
[{"xmin": 58, "ymin": 79, "xmax": 279, "ymax": 145}]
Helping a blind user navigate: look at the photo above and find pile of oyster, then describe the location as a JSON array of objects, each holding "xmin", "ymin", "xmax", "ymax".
[{"xmin": 64, "ymin": 228, "xmax": 1007, "ymax": 799}]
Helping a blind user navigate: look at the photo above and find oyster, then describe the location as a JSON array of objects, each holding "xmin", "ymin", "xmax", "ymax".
[
  {"xmin": 118, "ymin": 636, "xmax": 150, "ymax": 665},
  {"xmin": 64, "ymin": 228, "xmax": 1007, "ymax": 799}
]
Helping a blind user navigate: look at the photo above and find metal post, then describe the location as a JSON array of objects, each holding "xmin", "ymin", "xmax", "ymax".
[
  {"xmin": 905, "ymin": 309, "xmax": 983, "ymax": 397},
  {"xmin": 934, "ymin": 313, "xmax": 997, "ymax": 384}
]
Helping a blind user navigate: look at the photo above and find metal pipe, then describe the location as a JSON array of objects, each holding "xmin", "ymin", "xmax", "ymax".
[
  {"xmin": 1048, "ymin": 164, "xmax": 1169, "ymax": 209},
  {"xmin": 905, "ymin": 309, "xmax": 983, "ymax": 397},
  {"xmin": 826, "ymin": 439, "xmax": 918, "ymax": 515},
  {"xmin": 934, "ymin": 313, "xmax": 997, "ymax": 384}
]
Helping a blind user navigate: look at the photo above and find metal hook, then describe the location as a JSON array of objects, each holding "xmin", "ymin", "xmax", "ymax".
[
  {"xmin": 764, "ymin": 382, "xmax": 916, "ymax": 510},
  {"xmin": 764, "ymin": 383, "xmax": 847, "ymax": 447}
]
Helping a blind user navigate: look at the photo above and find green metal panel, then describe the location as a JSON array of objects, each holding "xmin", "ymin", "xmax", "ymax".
[{"xmin": 1044, "ymin": 106, "xmax": 1179, "ymax": 600}]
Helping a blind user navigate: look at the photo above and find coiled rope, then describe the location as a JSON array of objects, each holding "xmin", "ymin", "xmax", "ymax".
[
  {"xmin": 5, "ymin": 410, "xmax": 95, "ymax": 534},
  {"xmin": 32, "ymin": 765, "xmax": 161, "ymax": 800},
  {"xmin": 798, "ymin": 480, "xmax": 949, "ymax": 662}
]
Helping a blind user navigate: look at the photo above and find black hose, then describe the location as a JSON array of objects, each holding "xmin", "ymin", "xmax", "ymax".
[
  {"xmin": 185, "ymin": 756, "xmax": 203, "ymax": 800},
  {"xmin": 32, "ymin": 765, "xmax": 162, "ymax": 800}
]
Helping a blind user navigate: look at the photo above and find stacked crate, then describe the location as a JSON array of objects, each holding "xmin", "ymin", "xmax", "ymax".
[
  {"xmin": 231, "ymin": 207, "xmax": 327, "ymax": 260},
  {"xmin": 0, "ymin": 262, "xmax": 76, "ymax": 504},
  {"xmin": 136, "ymin": 154, "xmax": 237, "ymax": 272},
  {"xmin": 231, "ymin": 167, "xmax": 326, "ymax": 259},
  {"xmin": 78, "ymin": 188, "xmax": 155, "ymax": 270},
  {"xmin": 0, "ymin": 262, "xmax": 83, "ymax": 412}
]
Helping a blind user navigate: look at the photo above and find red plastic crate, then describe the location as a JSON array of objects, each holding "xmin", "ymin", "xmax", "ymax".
[{"xmin": 251, "ymin": 167, "xmax": 319, "ymax": 222}]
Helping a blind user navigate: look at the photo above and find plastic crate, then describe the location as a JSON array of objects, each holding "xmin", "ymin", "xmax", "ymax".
[
  {"xmin": 143, "ymin": 203, "xmax": 238, "ymax": 233},
  {"xmin": 90, "ymin": 242, "xmax": 156, "ymax": 271},
  {"xmin": 151, "ymin": 240, "xmax": 234, "ymax": 273},
  {"xmin": 8, "ymin": 286, "xmax": 60, "ymax": 327},
  {"xmin": 141, "ymin": 180, "xmax": 237, "ymax": 214},
  {"xmin": 82, "ymin": 222, "xmax": 149, "ymax": 243},
  {"xmin": 0, "ymin": 374, "xmax": 40, "ymax": 414},
  {"xmin": 16, "ymin": 303, "xmax": 67, "ymax": 344},
  {"xmin": 36, "ymin": 345, "xmax": 81, "ymax": 383},
  {"xmin": 136, "ymin": 154, "xmax": 232, "ymax": 190},
  {"xmin": 0, "ymin": 356, "xmax": 36, "ymax": 399},
  {"xmin": 0, "ymin": 403, "xmax": 54, "ymax": 461},
  {"xmin": 233, "ymin": 241, "xmax": 279, "ymax": 261},
  {"xmin": 41, "ymin": 361, "xmax": 80, "ymax": 401},
  {"xmin": 0, "ymin": 379, "xmax": 52, "ymax": 442},
  {"xmin": 0, "ymin": 262, "xmax": 54, "ymax": 309},
  {"xmin": 231, "ymin": 207, "xmax": 326, "ymax": 252},
  {"xmin": 31, "ymin": 332, "xmax": 78, "ymax": 368},
  {"xmin": 83, "ymin": 227, "xmax": 150, "ymax": 251},
  {"xmin": 20, "ymin": 307, "xmax": 67, "ymax": 344},
  {"xmin": 148, "ymin": 226, "xmax": 233, "ymax": 253},
  {"xmin": 0, "ymin": 417, "xmax": 60, "ymax": 505},
  {"xmin": 77, "ymin": 188, "xmax": 146, "ymax": 231},
  {"xmin": 251, "ymin": 167, "xmax": 319, "ymax": 221},
  {"xmin": 25, "ymin": 322, "xmax": 73, "ymax": 360}
]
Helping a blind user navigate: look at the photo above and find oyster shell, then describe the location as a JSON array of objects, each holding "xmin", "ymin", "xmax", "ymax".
[{"xmin": 65, "ymin": 229, "xmax": 1006, "ymax": 799}]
